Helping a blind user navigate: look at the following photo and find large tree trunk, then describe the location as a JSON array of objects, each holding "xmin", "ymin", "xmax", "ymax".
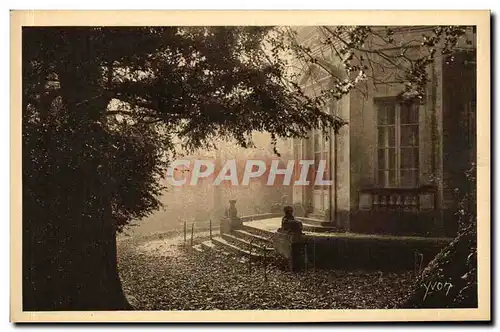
[
  {"xmin": 23, "ymin": 129, "xmax": 132, "ymax": 310},
  {"xmin": 22, "ymin": 29, "xmax": 133, "ymax": 310},
  {"xmin": 23, "ymin": 205, "xmax": 132, "ymax": 311}
]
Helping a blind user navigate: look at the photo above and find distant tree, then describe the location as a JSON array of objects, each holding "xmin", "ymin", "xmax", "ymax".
[{"xmin": 22, "ymin": 26, "xmax": 345, "ymax": 310}]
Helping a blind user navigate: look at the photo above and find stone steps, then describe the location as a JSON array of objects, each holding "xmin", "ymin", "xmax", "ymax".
[
  {"xmin": 192, "ymin": 244, "xmax": 204, "ymax": 253},
  {"xmin": 200, "ymin": 240, "xmax": 258, "ymax": 265},
  {"xmin": 221, "ymin": 233, "xmax": 274, "ymax": 253},
  {"xmin": 240, "ymin": 224, "xmax": 275, "ymax": 238},
  {"xmin": 211, "ymin": 236, "xmax": 266, "ymax": 260},
  {"xmin": 200, "ymin": 240, "xmax": 230, "ymax": 257},
  {"xmin": 231, "ymin": 229, "xmax": 272, "ymax": 246},
  {"xmin": 196, "ymin": 217, "xmax": 340, "ymax": 267}
]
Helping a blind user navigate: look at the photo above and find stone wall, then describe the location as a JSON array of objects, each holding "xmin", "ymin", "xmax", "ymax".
[{"xmin": 302, "ymin": 233, "xmax": 451, "ymax": 270}]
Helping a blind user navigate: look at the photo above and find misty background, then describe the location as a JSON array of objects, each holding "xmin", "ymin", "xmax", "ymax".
[{"xmin": 123, "ymin": 132, "xmax": 292, "ymax": 236}]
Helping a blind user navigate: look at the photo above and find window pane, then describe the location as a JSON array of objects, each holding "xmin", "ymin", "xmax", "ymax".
[
  {"xmin": 388, "ymin": 148, "xmax": 396, "ymax": 169},
  {"xmin": 378, "ymin": 148, "xmax": 386, "ymax": 169},
  {"xmin": 401, "ymin": 125, "xmax": 419, "ymax": 147},
  {"xmin": 400, "ymin": 170, "xmax": 418, "ymax": 187},
  {"xmin": 378, "ymin": 148, "xmax": 396, "ymax": 170},
  {"xmin": 378, "ymin": 126, "xmax": 395, "ymax": 147},
  {"xmin": 378, "ymin": 103, "xmax": 395, "ymax": 125},
  {"xmin": 400, "ymin": 147, "xmax": 419, "ymax": 169},
  {"xmin": 377, "ymin": 127, "xmax": 386, "ymax": 147},
  {"xmin": 389, "ymin": 127, "xmax": 396, "ymax": 147},
  {"xmin": 377, "ymin": 170, "xmax": 387, "ymax": 187},
  {"xmin": 377, "ymin": 105, "xmax": 386, "ymax": 125},
  {"xmin": 400, "ymin": 103, "xmax": 419, "ymax": 124},
  {"xmin": 388, "ymin": 170, "xmax": 397, "ymax": 187}
]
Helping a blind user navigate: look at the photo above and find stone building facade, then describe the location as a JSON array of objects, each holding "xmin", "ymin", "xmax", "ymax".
[{"xmin": 290, "ymin": 26, "xmax": 476, "ymax": 236}]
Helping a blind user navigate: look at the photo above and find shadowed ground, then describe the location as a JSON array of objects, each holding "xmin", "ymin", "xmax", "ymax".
[{"xmin": 117, "ymin": 230, "xmax": 415, "ymax": 310}]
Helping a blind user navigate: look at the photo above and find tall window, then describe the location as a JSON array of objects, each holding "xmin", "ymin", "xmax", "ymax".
[
  {"xmin": 376, "ymin": 99, "xmax": 419, "ymax": 188},
  {"xmin": 292, "ymin": 138, "xmax": 302, "ymax": 182},
  {"xmin": 313, "ymin": 130, "xmax": 330, "ymax": 188}
]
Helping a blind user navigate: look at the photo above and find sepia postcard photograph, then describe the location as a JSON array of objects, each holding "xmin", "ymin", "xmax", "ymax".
[{"xmin": 9, "ymin": 10, "xmax": 491, "ymax": 323}]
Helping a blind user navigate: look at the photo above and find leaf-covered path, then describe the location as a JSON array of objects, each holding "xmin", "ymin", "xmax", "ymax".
[{"xmin": 117, "ymin": 232, "xmax": 415, "ymax": 310}]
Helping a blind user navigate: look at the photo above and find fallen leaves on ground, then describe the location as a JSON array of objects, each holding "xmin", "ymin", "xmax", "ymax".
[{"xmin": 118, "ymin": 233, "xmax": 414, "ymax": 310}]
